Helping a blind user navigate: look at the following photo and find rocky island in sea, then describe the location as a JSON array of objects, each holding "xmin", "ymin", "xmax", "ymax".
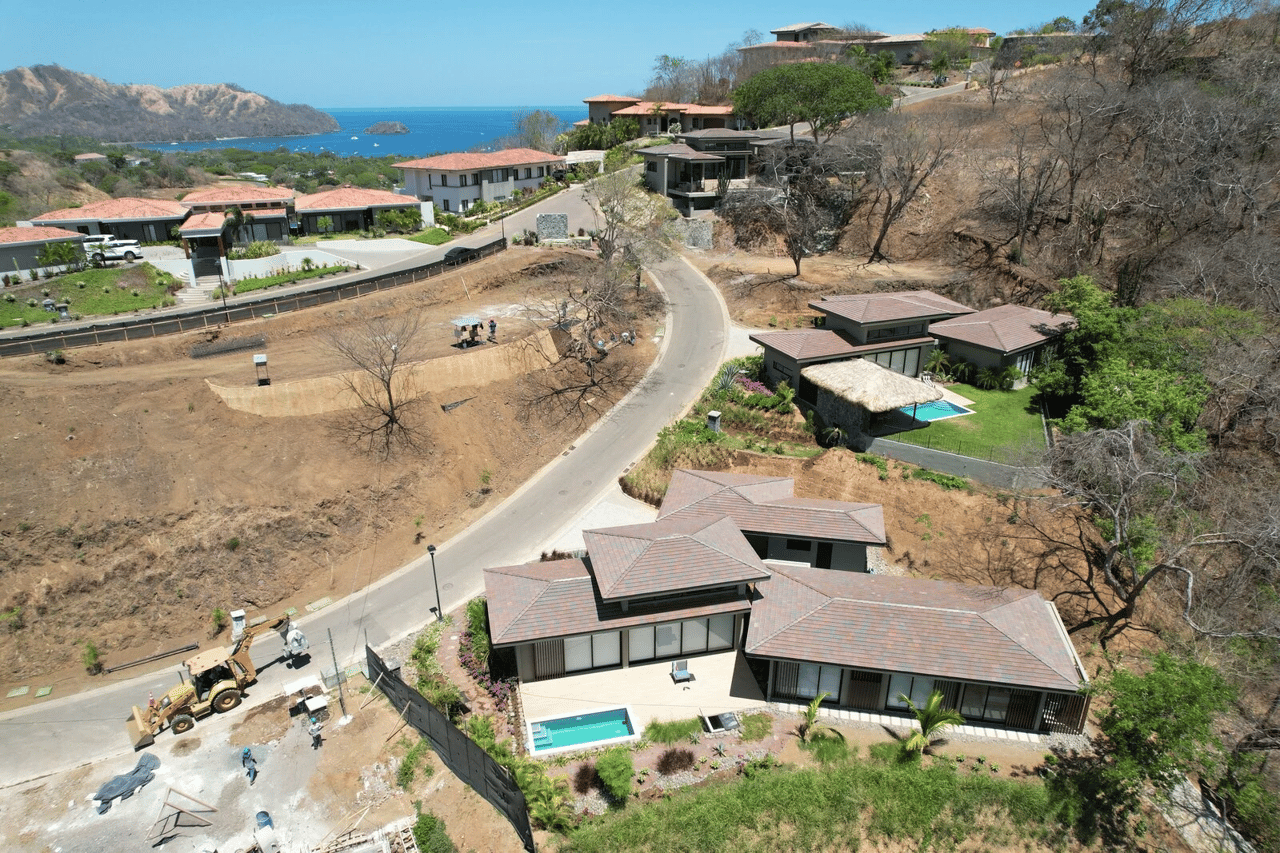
[{"xmin": 363, "ymin": 121, "xmax": 409, "ymax": 134}]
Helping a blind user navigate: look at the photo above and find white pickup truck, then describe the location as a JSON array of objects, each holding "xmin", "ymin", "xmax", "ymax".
[{"xmin": 83, "ymin": 235, "xmax": 144, "ymax": 262}]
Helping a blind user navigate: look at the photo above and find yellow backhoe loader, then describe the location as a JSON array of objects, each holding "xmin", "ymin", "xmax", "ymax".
[{"xmin": 127, "ymin": 613, "xmax": 308, "ymax": 749}]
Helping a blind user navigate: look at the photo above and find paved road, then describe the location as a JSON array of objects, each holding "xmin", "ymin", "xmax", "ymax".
[{"xmin": 0, "ymin": 219, "xmax": 729, "ymax": 787}]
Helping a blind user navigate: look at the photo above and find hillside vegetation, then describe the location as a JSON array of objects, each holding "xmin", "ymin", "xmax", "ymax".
[{"xmin": 0, "ymin": 65, "xmax": 337, "ymax": 142}]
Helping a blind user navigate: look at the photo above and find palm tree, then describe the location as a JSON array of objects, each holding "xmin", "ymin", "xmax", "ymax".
[
  {"xmin": 900, "ymin": 690, "xmax": 965, "ymax": 755},
  {"xmin": 924, "ymin": 348, "xmax": 952, "ymax": 379},
  {"xmin": 797, "ymin": 691, "xmax": 844, "ymax": 744}
]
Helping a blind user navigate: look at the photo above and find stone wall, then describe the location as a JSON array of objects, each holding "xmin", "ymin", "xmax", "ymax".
[
  {"xmin": 673, "ymin": 217, "xmax": 713, "ymax": 250},
  {"xmin": 536, "ymin": 213, "xmax": 569, "ymax": 242}
]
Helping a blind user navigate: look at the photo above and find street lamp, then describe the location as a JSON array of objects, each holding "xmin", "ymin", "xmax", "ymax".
[{"xmin": 427, "ymin": 544, "xmax": 442, "ymax": 622}]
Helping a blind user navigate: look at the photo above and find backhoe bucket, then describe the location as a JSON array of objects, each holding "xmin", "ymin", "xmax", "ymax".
[{"xmin": 127, "ymin": 706, "xmax": 156, "ymax": 750}]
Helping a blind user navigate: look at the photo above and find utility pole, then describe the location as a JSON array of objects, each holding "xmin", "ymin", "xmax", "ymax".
[{"xmin": 327, "ymin": 627, "xmax": 348, "ymax": 720}]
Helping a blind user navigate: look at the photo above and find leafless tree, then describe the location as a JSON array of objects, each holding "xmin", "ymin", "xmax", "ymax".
[
  {"xmin": 1032, "ymin": 422, "xmax": 1280, "ymax": 646},
  {"xmin": 856, "ymin": 111, "xmax": 967, "ymax": 263},
  {"xmin": 583, "ymin": 168, "xmax": 678, "ymax": 268},
  {"xmin": 320, "ymin": 311, "xmax": 428, "ymax": 458},
  {"xmin": 983, "ymin": 123, "xmax": 1063, "ymax": 264}
]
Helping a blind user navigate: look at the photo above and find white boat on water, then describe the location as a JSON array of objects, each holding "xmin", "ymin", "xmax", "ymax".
[{"xmin": 351, "ymin": 136, "xmax": 358, "ymax": 140}]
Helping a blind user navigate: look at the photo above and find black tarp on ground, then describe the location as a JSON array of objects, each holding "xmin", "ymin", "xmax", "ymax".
[{"xmin": 93, "ymin": 752, "xmax": 160, "ymax": 814}]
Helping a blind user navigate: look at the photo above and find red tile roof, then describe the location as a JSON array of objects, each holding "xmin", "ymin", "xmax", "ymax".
[
  {"xmin": 181, "ymin": 185, "xmax": 294, "ymax": 206},
  {"xmin": 484, "ymin": 559, "xmax": 752, "ymax": 646},
  {"xmin": 178, "ymin": 212, "xmax": 226, "ymax": 234},
  {"xmin": 583, "ymin": 514, "xmax": 771, "ymax": 600},
  {"xmin": 294, "ymin": 187, "xmax": 420, "ymax": 211},
  {"xmin": 682, "ymin": 105, "xmax": 736, "ymax": 115},
  {"xmin": 813, "ymin": 291, "xmax": 974, "ymax": 324},
  {"xmin": 738, "ymin": 41, "xmax": 813, "ymax": 51},
  {"xmin": 394, "ymin": 148, "xmax": 564, "ymax": 171},
  {"xmin": 584, "ymin": 94, "xmax": 640, "ymax": 103},
  {"xmin": 746, "ymin": 567, "xmax": 1084, "ymax": 692},
  {"xmin": 928, "ymin": 304, "xmax": 1075, "ymax": 354},
  {"xmin": 0, "ymin": 226, "xmax": 84, "ymax": 245},
  {"xmin": 33, "ymin": 197, "xmax": 188, "ymax": 222},
  {"xmin": 658, "ymin": 470, "xmax": 885, "ymax": 545},
  {"xmin": 610, "ymin": 101, "xmax": 698, "ymax": 116}
]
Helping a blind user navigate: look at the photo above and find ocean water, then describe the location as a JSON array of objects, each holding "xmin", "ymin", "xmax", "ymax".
[{"xmin": 136, "ymin": 106, "xmax": 585, "ymax": 159}]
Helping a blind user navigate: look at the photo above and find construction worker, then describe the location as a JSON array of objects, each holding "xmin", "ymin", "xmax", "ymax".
[
  {"xmin": 309, "ymin": 717, "xmax": 324, "ymax": 749},
  {"xmin": 241, "ymin": 747, "xmax": 257, "ymax": 784}
]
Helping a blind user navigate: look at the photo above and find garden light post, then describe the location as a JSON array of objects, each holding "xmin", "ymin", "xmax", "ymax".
[{"xmin": 427, "ymin": 544, "xmax": 442, "ymax": 621}]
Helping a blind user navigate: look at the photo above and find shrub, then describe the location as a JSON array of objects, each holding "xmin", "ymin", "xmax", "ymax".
[
  {"xmin": 211, "ymin": 607, "xmax": 227, "ymax": 635},
  {"xmin": 411, "ymin": 811, "xmax": 456, "ymax": 853},
  {"xmin": 224, "ymin": 537, "xmax": 240, "ymax": 551},
  {"xmin": 643, "ymin": 716, "xmax": 703, "ymax": 744},
  {"xmin": 657, "ymin": 747, "xmax": 696, "ymax": 775},
  {"xmin": 573, "ymin": 762, "xmax": 600, "ymax": 794},
  {"xmin": 594, "ymin": 747, "xmax": 634, "ymax": 800},
  {"xmin": 398, "ymin": 737, "xmax": 432, "ymax": 788},
  {"xmin": 910, "ymin": 468, "xmax": 969, "ymax": 491},
  {"xmin": 228, "ymin": 241, "xmax": 281, "ymax": 260},
  {"xmin": 82, "ymin": 640, "xmax": 103, "ymax": 674},
  {"xmin": 856, "ymin": 453, "xmax": 890, "ymax": 480}
]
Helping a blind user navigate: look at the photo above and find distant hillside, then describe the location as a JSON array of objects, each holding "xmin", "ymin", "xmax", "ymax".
[{"xmin": 0, "ymin": 65, "xmax": 338, "ymax": 142}]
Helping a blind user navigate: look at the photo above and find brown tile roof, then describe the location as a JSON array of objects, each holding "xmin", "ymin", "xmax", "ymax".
[
  {"xmin": 749, "ymin": 329, "xmax": 861, "ymax": 361},
  {"xmin": 929, "ymin": 304, "xmax": 1076, "ymax": 354},
  {"xmin": 658, "ymin": 470, "xmax": 885, "ymax": 545},
  {"xmin": 583, "ymin": 514, "xmax": 770, "ymax": 600},
  {"xmin": 0, "ymin": 226, "xmax": 84, "ymax": 245},
  {"xmin": 639, "ymin": 143, "xmax": 724, "ymax": 162},
  {"xmin": 33, "ymin": 197, "xmax": 188, "ymax": 222},
  {"xmin": 484, "ymin": 559, "xmax": 752, "ymax": 646},
  {"xmin": 747, "ymin": 567, "xmax": 1083, "ymax": 692},
  {"xmin": 393, "ymin": 148, "xmax": 564, "ymax": 171},
  {"xmin": 584, "ymin": 94, "xmax": 640, "ymax": 103},
  {"xmin": 738, "ymin": 41, "xmax": 813, "ymax": 50},
  {"xmin": 812, "ymin": 291, "xmax": 974, "ymax": 324},
  {"xmin": 181, "ymin": 185, "xmax": 294, "ymax": 206},
  {"xmin": 294, "ymin": 187, "xmax": 421, "ymax": 211},
  {"xmin": 772, "ymin": 21, "xmax": 838, "ymax": 33}
]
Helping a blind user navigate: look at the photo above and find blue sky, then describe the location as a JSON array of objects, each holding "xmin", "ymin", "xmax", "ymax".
[{"xmin": 4, "ymin": 1, "xmax": 1100, "ymax": 108}]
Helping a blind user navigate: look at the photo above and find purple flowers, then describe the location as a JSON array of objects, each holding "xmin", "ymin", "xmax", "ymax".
[
  {"xmin": 459, "ymin": 633, "xmax": 512, "ymax": 713},
  {"xmin": 735, "ymin": 375, "xmax": 773, "ymax": 396}
]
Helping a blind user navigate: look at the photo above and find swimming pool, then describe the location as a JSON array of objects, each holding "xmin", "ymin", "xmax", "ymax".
[
  {"xmin": 527, "ymin": 706, "xmax": 638, "ymax": 755},
  {"xmin": 902, "ymin": 399, "xmax": 974, "ymax": 422}
]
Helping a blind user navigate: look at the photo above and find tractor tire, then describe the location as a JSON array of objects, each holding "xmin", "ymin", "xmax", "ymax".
[
  {"xmin": 212, "ymin": 689, "xmax": 242, "ymax": 713},
  {"xmin": 172, "ymin": 714, "xmax": 196, "ymax": 734},
  {"xmin": 124, "ymin": 251, "xmax": 137, "ymax": 262}
]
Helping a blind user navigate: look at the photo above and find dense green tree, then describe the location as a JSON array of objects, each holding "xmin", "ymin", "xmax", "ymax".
[
  {"xmin": 1050, "ymin": 652, "xmax": 1233, "ymax": 845},
  {"xmin": 732, "ymin": 63, "xmax": 889, "ymax": 143}
]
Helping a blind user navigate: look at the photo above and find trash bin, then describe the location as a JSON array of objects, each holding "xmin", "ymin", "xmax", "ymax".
[{"xmin": 256, "ymin": 811, "xmax": 273, "ymax": 829}]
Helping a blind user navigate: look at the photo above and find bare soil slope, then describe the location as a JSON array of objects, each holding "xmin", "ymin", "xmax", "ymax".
[{"xmin": 0, "ymin": 248, "xmax": 657, "ymax": 697}]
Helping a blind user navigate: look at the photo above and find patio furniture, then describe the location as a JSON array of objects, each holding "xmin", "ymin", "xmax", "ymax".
[{"xmin": 671, "ymin": 660, "xmax": 693, "ymax": 684}]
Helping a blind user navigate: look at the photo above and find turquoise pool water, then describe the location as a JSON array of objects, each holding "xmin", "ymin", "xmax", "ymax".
[
  {"xmin": 529, "ymin": 707, "xmax": 635, "ymax": 753},
  {"xmin": 902, "ymin": 399, "xmax": 974, "ymax": 422}
]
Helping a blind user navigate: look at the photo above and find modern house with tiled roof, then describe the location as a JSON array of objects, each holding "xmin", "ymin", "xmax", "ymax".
[
  {"xmin": 583, "ymin": 95, "xmax": 746, "ymax": 135},
  {"xmin": 639, "ymin": 129, "xmax": 758, "ymax": 213},
  {"xmin": 27, "ymin": 197, "xmax": 190, "ymax": 243},
  {"xmin": 294, "ymin": 186, "xmax": 429, "ymax": 234},
  {"xmin": 178, "ymin": 185, "xmax": 294, "ymax": 244},
  {"xmin": 0, "ymin": 226, "xmax": 86, "ymax": 276},
  {"xmin": 752, "ymin": 291, "xmax": 974, "ymax": 395},
  {"xmin": 482, "ymin": 469, "xmax": 1090, "ymax": 734},
  {"xmin": 394, "ymin": 148, "xmax": 564, "ymax": 214},
  {"xmin": 928, "ymin": 304, "xmax": 1075, "ymax": 388}
]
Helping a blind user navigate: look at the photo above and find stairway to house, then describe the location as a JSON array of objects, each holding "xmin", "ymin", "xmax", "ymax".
[{"xmin": 175, "ymin": 275, "xmax": 222, "ymax": 307}]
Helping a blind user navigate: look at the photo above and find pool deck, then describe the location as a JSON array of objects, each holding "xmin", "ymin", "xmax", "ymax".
[{"xmin": 519, "ymin": 650, "xmax": 767, "ymax": 732}]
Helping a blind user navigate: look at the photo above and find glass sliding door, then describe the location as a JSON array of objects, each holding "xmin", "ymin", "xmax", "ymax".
[
  {"xmin": 707, "ymin": 614, "xmax": 734, "ymax": 650},
  {"xmin": 629, "ymin": 626, "xmax": 655, "ymax": 662}
]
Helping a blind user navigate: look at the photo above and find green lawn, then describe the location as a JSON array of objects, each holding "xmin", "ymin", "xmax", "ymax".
[
  {"xmin": 408, "ymin": 227, "xmax": 451, "ymax": 245},
  {"xmin": 1, "ymin": 264, "xmax": 177, "ymax": 328},
  {"xmin": 888, "ymin": 382, "xmax": 1045, "ymax": 463}
]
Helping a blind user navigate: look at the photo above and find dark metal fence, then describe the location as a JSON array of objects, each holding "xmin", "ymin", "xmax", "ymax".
[
  {"xmin": 365, "ymin": 645, "xmax": 535, "ymax": 853},
  {"xmin": 0, "ymin": 239, "xmax": 506, "ymax": 359}
]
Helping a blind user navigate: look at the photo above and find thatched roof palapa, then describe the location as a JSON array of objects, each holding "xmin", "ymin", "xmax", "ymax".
[{"xmin": 802, "ymin": 360, "xmax": 942, "ymax": 413}]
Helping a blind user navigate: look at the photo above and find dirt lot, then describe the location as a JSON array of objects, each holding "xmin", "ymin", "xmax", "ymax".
[
  {"xmin": 0, "ymin": 247, "xmax": 658, "ymax": 697},
  {"xmin": 0, "ymin": 671, "xmax": 527, "ymax": 853}
]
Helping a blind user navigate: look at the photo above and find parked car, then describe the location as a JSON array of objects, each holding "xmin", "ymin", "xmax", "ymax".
[
  {"xmin": 83, "ymin": 235, "xmax": 144, "ymax": 263},
  {"xmin": 443, "ymin": 246, "xmax": 472, "ymax": 266}
]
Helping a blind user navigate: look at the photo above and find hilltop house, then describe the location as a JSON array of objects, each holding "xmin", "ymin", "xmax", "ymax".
[
  {"xmin": 394, "ymin": 149, "xmax": 564, "ymax": 214},
  {"xmin": 582, "ymin": 95, "xmax": 747, "ymax": 134},
  {"xmin": 639, "ymin": 129, "xmax": 758, "ymax": 213},
  {"xmin": 483, "ymin": 469, "xmax": 1090, "ymax": 734}
]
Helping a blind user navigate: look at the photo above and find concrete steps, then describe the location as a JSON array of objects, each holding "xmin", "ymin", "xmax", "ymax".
[{"xmin": 175, "ymin": 275, "xmax": 221, "ymax": 307}]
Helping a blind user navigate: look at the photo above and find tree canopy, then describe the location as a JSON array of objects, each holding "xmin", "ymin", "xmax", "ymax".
[{"xmin": 732, "ymin": 63, "xmax": 889, "ymax": 143}]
